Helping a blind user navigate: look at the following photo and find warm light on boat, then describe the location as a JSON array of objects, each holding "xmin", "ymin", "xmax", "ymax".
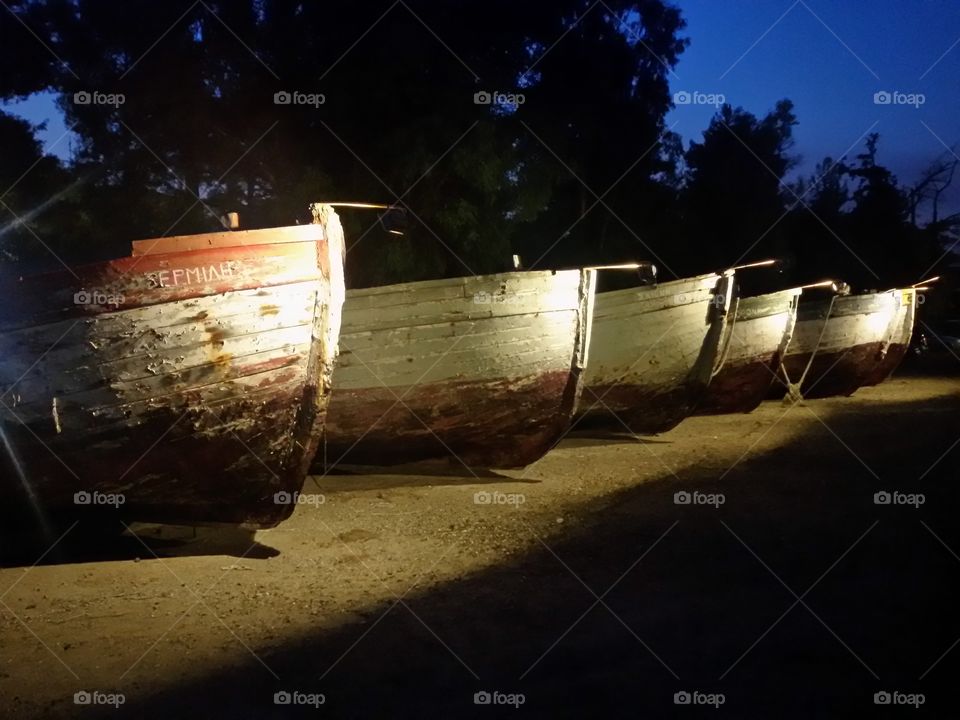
[
  {"xmin": 322, "ymin": 202, "xmax": 396, "ymax": 209},
  {"xmin": 912, "ymin": 276, "xmax": 940, "ymax": 287},
  {"xmin": 388, "ymin": 229, "xmax": 404, "ymax": 236},
  {"xmin": 799, "ymin": 279, "xmax": 837, "ymax": 290},
  {"xmin": 727, "ymin": 259, "xmax": 778, "ymax": 272},
  {"xmin": 866, "ymin": 302, "xmax": 896, "ymax": 334},
  {"xmin": 585, "ymin": 263, "xmax": 642, "ymax": 270}
]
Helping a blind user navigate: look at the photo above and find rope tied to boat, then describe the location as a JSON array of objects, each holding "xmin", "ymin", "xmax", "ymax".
[
  {"xmin": 711, "ymin": 295, "xmax": 740, "ymax": 379},
  {"xmin": 781, "ymin": 294, "xmax": 838, "ymax": 402}
]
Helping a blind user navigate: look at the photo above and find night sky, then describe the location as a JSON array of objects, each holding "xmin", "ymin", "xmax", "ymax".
[
  {"xmin": 666, "ymin": 0, "xmax": 960, "ymax": 216},
  {"xmin": 4, "ymin": 0, "xmax": 960, "ymax": 215}
]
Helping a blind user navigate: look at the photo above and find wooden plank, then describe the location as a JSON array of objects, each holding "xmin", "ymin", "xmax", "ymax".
[
  {"xmin": 0, "ymin": 241, "xmax": 324, "ymax": 332},
  {"xmin": 131, "ymin": 223, "xmax": 325, "ymax": 256}
]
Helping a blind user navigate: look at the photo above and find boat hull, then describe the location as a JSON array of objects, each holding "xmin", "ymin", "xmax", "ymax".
[
  {"xmin": 773, "ymin": 291, "xmax": 903, "ymax": 399},
  {"xmin": 862, "ymin": 289, "xmax": 917, "ymax": 386},
  {"xmin": 0, "ymin": 211, "xmax": 345, "ymax": 528},
  {"xmin": 320, "ymin": 269, "xmax": 595, "ymax": 468},
  {"xmin": 696, "ymin": 288, "xmax": 801, "ymax": 414},
  {"xmin": 577, "ymin": 273, "xmax": 734, "ymax": 433}
]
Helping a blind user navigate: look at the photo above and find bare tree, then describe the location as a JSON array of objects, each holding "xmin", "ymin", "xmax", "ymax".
[{"xmin": 907, "ymin": 151, "xmax": 959, "ymax": 225}]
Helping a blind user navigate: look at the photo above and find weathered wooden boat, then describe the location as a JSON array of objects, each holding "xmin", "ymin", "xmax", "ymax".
[
  {"xmin": 774, "ymin": 288, "xmax": 913, "ymax": 399},
  {"xmin": 319, "ymin": 269, "xmax": 597, "ymax": 468},
  {"xmin": 861, "ymin": 280, "xmax": 936, "ymax": 386},
  {"xmin": 860, "ymin": 287, "xmax": 919, "ymax": 387},
  {"xmin": 576, "ymin": 271, "xmax": 736, "ymax": 433},
  {"xmin": 695, "ymin": 287, "xmax": 802, "ymax": 414},
  {"xmin": 0, "ymin": 204, "xmax": 346, "ymax": 528}
]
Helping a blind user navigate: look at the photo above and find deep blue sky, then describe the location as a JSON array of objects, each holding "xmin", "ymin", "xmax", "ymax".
[
  {"xmin": 666, "ymin": 0, "xmax": 960, "ymax": 215},
  {"xmin": 4, "ymin": 0, "xmax": 960, "ymax": 216}
]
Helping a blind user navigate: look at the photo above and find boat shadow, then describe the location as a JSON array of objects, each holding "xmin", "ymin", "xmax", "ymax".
[
  {"xmin": 311, "ymin": 466, "xmax": 536, "ymax": 493},
  {"xmin": 0, "ymin": 522, "xmax": 278, "ymax": 567},
  {"xmin": 76, "ymin": 392, "xmax": 960, "ymax": 719},
  {"xmin": 561, "ymin": 430, "xmax": 674, "ymax": 447}
]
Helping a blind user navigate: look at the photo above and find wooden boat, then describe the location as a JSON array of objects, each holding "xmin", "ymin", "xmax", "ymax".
[
  {"xmin": 319, "ymin": 269, "xmax": 596, "ymax": 468},
  {"xmin": 695, "ymin": 287, "xmax": 802, "ymax": 414},
  {"xmin": 774, "ymin": 289, "xmax": 913, "ymax": 399},
  {"xmin": 862, "ymin": 287, "xmax": 919, "ymax": 386},
  {"xmin": 576, "ymin": 271, "xmax": 735, "ymax": 433},
  {"xmin": 0, "ymin": 204, "xmax": 345, "ymax": 528}
]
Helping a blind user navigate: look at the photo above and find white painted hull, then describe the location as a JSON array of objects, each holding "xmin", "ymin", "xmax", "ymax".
[
  {"xmin": 863, "ymin": 288, "xmax": 918, "ymax": 385},
  {"xmin": 321, "ymin": 269, "xmax": 596, "ymax": 468},
  {"xmin": 577, "ymin": 272, "xmax": 734, "ymax": 433},
  {"xmin": 697, "ymin": 287, "xmax": 802, "ymax": 414}
]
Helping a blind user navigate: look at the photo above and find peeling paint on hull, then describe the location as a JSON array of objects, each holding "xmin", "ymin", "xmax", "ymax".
[
  {"xmin": 577, "ymin": 273, "xmax": 734, "ymax": 434},
  {"xmin": 321, "ymin": 270, "xmax": 596, "ymax": 468},
  {"xmin": 0, "ymin": 210, "xmax": 346, "ymax": 528},
  {"xmin": 863, "ymin": 343, "xmax": 910, "ymax": 386},
  {"xmin": 321, "ymin": 370, "xmax": 574, "ymax": 468},
  {"xmin": 696, "ymin": 288, "xmax": 801, "ymax": 415}
]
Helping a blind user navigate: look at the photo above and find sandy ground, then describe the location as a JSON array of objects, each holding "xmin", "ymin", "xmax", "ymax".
[{"xmin": 1, "ymin": 373, "xmax": 959, "ymax": 718}]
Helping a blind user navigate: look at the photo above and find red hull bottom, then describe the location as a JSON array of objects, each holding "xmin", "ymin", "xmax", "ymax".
[
  {"xmin": 696, "ymin": 357, "xmax": 779, "ymax": 415},
  {"xmin": 861, "ymin": 343, "xmax": 910, "ymax": 387},
  {"xmin": 319, "ymin": 369, "xmax": 577, "ymax": 469},
  {"xmin": 1, "ymin": 385, "xmax": 307, "ymax": 528},
  {"xmin": 576, "ymin": 383, "xmax": 703, "ymax": 434},
  {"xmin": 772, "ymin": 341, "xmax": 884, "ymax": 399}
]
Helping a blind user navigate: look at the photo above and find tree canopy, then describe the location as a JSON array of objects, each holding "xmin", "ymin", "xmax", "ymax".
[{"xmin": 0, "ymin": 0, "xmax": 955, "ymax": 294}]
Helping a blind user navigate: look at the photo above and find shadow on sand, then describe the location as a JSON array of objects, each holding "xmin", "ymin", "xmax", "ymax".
[
  {"xmin": 64, "ymin": 392, "xmax": 960, "ymax": 718},
  {"xmin": 0, "ymin": 521, "xmax": 276, "ymax": 567}
]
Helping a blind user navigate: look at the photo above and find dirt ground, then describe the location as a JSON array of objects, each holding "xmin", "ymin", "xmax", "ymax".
[{"xmin": 1, "ymin": 373, "xmax": 959, "ymax": 718}]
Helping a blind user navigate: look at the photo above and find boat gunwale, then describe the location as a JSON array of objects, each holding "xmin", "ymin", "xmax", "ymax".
[{"xmin": 343, "ymin": 268, "xmax": 580, "ymax": 299}]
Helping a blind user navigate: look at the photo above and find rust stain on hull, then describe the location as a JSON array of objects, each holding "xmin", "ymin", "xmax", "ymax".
[
  {"xmin": 696, "ymin": 357, "xmax": 780, "ymax": 415},
  {"xmin": 577, "ymin": 382, "xmax": 701, "ymax": 434},
  {"xmin": 862, "ymin": 343, "xmax": 910, "ymax": 386},
  {"xmin": 321, "ymin": 370, "xmax": 573, "ymax": 468}
]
